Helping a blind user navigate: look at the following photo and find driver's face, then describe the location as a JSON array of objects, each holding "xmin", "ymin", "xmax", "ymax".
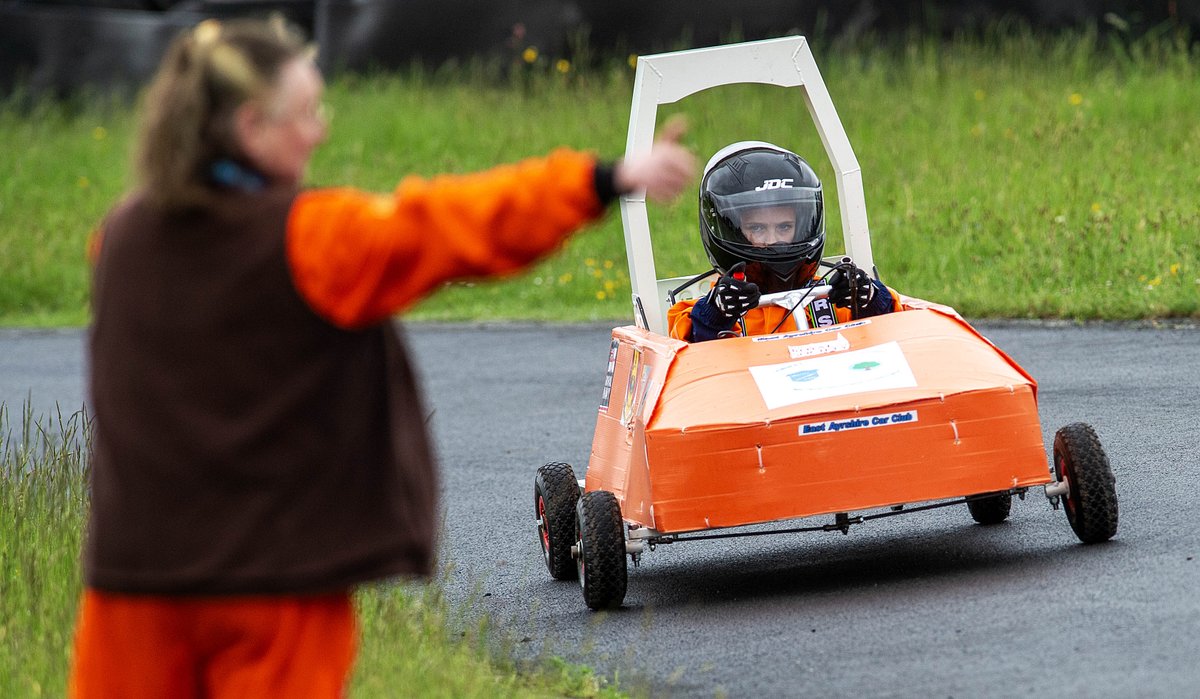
[{"xmin": 740, "ymin": 206, "xmax": 797, "ymax": 246}]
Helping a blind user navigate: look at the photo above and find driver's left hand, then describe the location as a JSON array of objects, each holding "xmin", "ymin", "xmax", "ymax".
[{"xmin": 828, "ymin": 264, "xmax": 876, "ymax": 310}]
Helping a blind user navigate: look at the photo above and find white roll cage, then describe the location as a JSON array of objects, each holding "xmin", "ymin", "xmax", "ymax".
[{"xmin": 619, "ymin": 36, "xmax": 875, "ymax": 335}]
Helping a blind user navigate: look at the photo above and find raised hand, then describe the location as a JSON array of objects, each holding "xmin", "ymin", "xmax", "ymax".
[{"xmin": 613, "ymin": 115, "xmax": 697, "ymax": 202}]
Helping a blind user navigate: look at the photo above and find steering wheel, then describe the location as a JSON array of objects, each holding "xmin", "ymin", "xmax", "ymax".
[{"xmin": 755, "ymin": 284, "xmax": 833, "ymax": 310}]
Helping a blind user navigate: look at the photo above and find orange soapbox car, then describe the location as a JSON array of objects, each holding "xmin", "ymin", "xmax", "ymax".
[{"xmin": 532, "ymin": 37, "xmax": 1118, "ymax": 610}]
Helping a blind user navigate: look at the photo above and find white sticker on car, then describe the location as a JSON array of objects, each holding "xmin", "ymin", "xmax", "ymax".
[
  {"xmin": 749, "ymin": 340, "xmax": 917, "ymax": 410},
  {"xmin": 788, "ymin": 333, "xmax": 849, "ymax": 358}
]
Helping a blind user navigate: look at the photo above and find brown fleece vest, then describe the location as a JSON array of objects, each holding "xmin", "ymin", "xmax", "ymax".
[{"xmin": 86, "ymin": 187, "xmax": 437, "ymax": 594}]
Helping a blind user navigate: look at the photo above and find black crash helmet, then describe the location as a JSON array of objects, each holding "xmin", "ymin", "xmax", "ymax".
[{"xmin": 698, "ymin": 141, "xmax": 825, "ymax": 293}]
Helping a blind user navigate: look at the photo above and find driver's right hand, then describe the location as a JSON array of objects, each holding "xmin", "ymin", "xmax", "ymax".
[{"xmin": 710, "ymin": 262, "xmax": 761, "ymax": 320}]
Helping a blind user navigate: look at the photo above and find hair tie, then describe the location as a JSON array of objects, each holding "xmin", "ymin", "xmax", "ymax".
[
  {"xmin": 209, "ymin": 44, "xmax": 262, "ymax": 94},
  {"xmin": 188, "ymin": 19, "xmax": 262, "ymax": 95},
  {"xmin": 193, "ymin": 19, "xmax": 222, "ymax": 49}
]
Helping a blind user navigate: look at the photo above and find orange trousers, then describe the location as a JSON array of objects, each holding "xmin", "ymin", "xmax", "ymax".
[{"xmin": 69, "ymin": 588, "xmax": 357, "ymax": 699}]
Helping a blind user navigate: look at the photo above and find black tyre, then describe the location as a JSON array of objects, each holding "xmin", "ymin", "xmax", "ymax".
[
  {"xmin": 575, "ymin": 490, "xmax": 627, "ymax": 610},
  {"xmin": 535, "ymin": 462, "xmax": 579, "ymax": 580},
  {"xmin": 1053, "ymin": 423, "xmax": 1118, "ymax": 544},
  {"xmin": 967, "ymin": 491, "xmax": 1012, "ymax": 525}
]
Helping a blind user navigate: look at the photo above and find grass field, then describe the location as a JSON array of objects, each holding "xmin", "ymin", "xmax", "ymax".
[
  {"xmin": 0, "ymin": 404, "xmax": 623, "ymax": 698},
  {"xmin": 1, "ymin": 28, "xmax": 1197, "ymax": 326},
  {"xmin": 0, "ymin": 406, "xmax": 88, "ymax": 698},
  {"xmin": 1, "ymin": 26, "xmax": 1198, "ymax": 698}
]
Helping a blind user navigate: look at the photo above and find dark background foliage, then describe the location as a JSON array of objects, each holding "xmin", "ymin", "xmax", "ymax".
[{"xmin": 0, "ymin": 1, "xmax": 1193, "ymax": 97}]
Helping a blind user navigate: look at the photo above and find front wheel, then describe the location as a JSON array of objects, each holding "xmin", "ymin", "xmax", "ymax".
[
  {"xmin": 535, "ymin": 462, "xmax": 579, "ymax": 580},
  {"xmin": 575, "ymin": 490, "xmax": 627, "ymax": 610},
  {"xmin": 1053, "ymin": 423, "xmax": 1118, "ymax": 544}
]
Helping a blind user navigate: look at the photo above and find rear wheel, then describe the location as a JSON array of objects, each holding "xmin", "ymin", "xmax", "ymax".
[
  {"xmin": 1053, "ymin": 423, "xmax": 1118, "ymax": 544},
  {"xmin": 967, "ymin": 491, "xmax": 1012, "ymax": 524},
  {"xmin": 535, "ymin": 462, "xmax": 579, "ymax": 580},
  {"xmin": 575, "ymin": 490, "xmax": 627, "ymax": 610}
]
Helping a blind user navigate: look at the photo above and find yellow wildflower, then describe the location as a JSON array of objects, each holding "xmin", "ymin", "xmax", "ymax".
[
  {"xmin": 1068, "ymin": 93, "xmax": 1083, "ymax": 106},
  {"xmin": 556, "ymin": 59, "xmax": 570, "ymax": 74},
  {"xmin": 523, "ymin": 47, "xmax": 538, "ymax": 64}
]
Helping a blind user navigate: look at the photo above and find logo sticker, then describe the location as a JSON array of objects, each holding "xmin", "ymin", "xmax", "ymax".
[
  {"xmin": 620, "ymin": 348, "xmax": 643, "ymax": 424},
  {"xmin": 804, "ymin": 297, "xmax": 836, "ymax": 328},
  {"xmin": 788, "ymin": 369, "xmax": 820, "ymax": 382},
  {"xmin": 755, "ymin": 178, "xmax": 794, "ymax": 190},
  {"xmin": 599, "ymin": 339, "xmax": 619, "ymax": 411}
]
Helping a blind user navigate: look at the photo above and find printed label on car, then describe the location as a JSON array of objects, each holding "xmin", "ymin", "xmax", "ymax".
[
  {"xmin": 751, "ymin": 319, "xmax": 870, "ymax": 342},
  {"xmin": 798, "ymin": 410, "xmax": 919, "ymax": 436}
]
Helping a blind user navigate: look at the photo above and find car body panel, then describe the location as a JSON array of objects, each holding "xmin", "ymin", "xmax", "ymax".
[{"xmin": 587, "ymin": 308, "xmax": 1049, "ymax": 533}]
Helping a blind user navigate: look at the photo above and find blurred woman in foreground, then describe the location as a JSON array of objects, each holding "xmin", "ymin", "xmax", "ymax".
[{"xmin": 70, "ymin": 17, "xmax": 694, "ymax": 698}]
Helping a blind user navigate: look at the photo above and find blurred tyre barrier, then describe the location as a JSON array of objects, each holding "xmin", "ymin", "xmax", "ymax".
[{"xmin": 0, "ymin": 0, "xmax": 1192, "ymax": 98}]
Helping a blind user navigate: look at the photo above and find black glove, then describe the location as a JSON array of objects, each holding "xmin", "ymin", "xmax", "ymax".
[
  {"xmin": 709, "ymin": 262, "xmax": 760, "ymax": 320},
  {"xmin": 828, "ymin": 264, "xmax": 876, "ymax": 310}
]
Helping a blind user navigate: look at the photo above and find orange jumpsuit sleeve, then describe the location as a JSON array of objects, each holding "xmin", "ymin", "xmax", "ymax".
[
  {"xmin": 286, "ymin": 148, "xmax": 604, "ymax": 329},
  {"xmin": 667, "ymin": 299, "xmax": 699, "ymax": 340}
]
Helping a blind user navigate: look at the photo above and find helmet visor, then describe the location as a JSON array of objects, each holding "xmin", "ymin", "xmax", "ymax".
[{"xmin": 706, "ymin": 186, "xmax": 824, "ymax": 249}]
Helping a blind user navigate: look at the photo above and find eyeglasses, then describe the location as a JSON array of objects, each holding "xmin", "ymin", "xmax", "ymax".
[{"xmin": 265, "ymin": 100, "xmax": 332, "ymax": 127}]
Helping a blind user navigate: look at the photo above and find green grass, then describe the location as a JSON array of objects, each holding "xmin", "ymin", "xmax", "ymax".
[
  {"xmin": 0, "ymin": 404, "xmax": 89, "ymax": 698},
  {"xmin": 0, "ymin": 403, "xmax": 624, "ymax": 698},
  {"xmin": 2, "ymin": 29, "xmax": 1198, "ymax": 326},
  {"xmin": 352, "ymin": 583, "xmax": 624, "ymax": 699},
  {"xmin": 2, "ymin": 29, "xmax": 1200, "ymax": 326}
]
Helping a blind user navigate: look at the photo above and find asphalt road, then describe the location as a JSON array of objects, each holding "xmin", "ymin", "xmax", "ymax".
[{"xmin": 3, "ymin": 321, "xmax": 1199, "ymax": 698}]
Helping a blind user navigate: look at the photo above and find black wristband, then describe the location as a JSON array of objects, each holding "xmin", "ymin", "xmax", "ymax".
[
  {"xmin": 689, "ymin": 295, "xmax": 737, "ymax": 340},
  {"xmin": 861, "ymin": 281, "xmax": 895, "ymax": 317},
  {"xmin": 593, "ymin": 161, "xmax": 629, "ymax": 208}
]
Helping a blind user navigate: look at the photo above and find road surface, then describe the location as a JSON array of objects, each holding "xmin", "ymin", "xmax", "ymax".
[{"xmin": 2, "ymin": 320, "xmax": 1198, "ymax": 697}]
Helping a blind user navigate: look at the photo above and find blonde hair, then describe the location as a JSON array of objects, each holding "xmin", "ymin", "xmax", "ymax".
[{"xmin": 135, "ymin": 16, "xmax": 311, "ymax": 210}]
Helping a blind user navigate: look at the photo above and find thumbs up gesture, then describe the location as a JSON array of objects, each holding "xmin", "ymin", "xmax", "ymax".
[{"xmin": 613, "ymin": 115, "xmax": 697, "ymax": 202}]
